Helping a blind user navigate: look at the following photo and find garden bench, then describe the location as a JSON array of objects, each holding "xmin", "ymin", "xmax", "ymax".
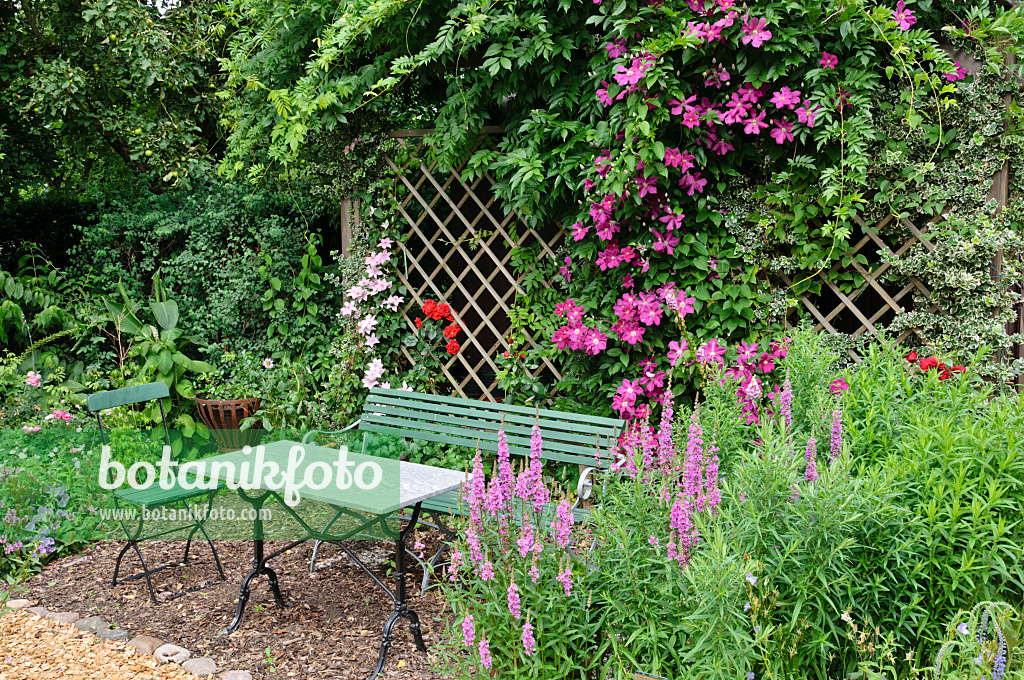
[{"xmin": 302, "ymin": 386, "xmax": 624, "ymax": 586}]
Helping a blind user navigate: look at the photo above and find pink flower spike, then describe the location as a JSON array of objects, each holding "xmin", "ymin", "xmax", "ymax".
[{"xmin": 819, "ymin": 51, "xmax": 838, "ymax": 70}]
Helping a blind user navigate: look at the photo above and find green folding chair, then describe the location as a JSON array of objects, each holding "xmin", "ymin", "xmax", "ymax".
[{"xmin": 87, "ymin": 382, "xmax": 224, "ymax": 603}]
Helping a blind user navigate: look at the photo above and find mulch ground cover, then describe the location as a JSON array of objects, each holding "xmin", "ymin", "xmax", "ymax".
[{"xmin": 19, "ymin": 533, "xmax": 457, "ymax": 679}]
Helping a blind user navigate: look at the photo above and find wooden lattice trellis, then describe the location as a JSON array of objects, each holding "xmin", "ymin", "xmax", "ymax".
[
  {"xmin": 780, "ymin": 214, "xmax": 940, "ymax": 359},
  {"xmin": 347, "ymin": 129, "xmax": 564, "ymax": 402}
]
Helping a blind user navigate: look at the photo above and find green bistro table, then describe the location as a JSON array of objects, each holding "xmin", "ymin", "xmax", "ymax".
[{"xmin": 196, "ymin": 439, "xmax": 467, "ymax": 679}]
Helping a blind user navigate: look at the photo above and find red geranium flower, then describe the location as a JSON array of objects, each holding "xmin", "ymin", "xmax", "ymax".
[
  {"xmin": 446, "ymin": 339, "xmax": 460, "ymax": 355},
  {"xmin": 422, "ymin": 300, "xmax": 437, "ymax": 318},
  {"xmin": 905, "ymin": 351, "xmax": 919, "ymax": 363},
  {"xmin": 414, "ymin": 317, "xmax": 423, "ymax": 329},
  {"xmin": 443, "ymin": 323, "xmax": 461, "ymax": 340},
  {"xmin": 919, "ymin": 356, "xmax": 938, "ymax": 371}
]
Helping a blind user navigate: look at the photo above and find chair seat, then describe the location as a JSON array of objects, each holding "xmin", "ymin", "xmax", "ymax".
[{"xmin": 114, "ymin": 482, "xmax": 219, "ymax": 508}]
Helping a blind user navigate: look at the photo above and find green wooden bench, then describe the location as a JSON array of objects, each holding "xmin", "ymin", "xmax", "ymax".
[
  {"xmin": 302, "ymin": 386, "xmax": 624, "ymax": 587},
  {"xmin": 87, "ymin": 382, "xmax": 225, "ymax": 603}
]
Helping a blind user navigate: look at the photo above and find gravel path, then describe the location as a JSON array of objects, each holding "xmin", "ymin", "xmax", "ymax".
[{"xmin": 0, "ymin": 608, "xmax": 196, "ymax": 679}]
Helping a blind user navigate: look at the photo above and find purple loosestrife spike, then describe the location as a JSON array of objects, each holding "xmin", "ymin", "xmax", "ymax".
[
  {"xmin": 556, "ymin": 567, "xmax": 573, "ymax": 595},
  {"xmin": 805, "ymin": 437, "xmax": 819, "ymax": 482},
  {"xmin": 479, "ymin": 560, "xmax": 495, "ymax": 581},
  {"xmin": 507, "ymin": 581, "xmax": 521, "ymax": 619},
  {"xmin": 830, "ymin": 408, "xmax": 843, "ymax": 462},
  {"xmin": 446, "ymin": 550, "xmax": 463, "ymax": 581},
  {"xmin": 552, "ymin": 500, "xmax": 574, "ymax": 549},
  {"xmin": 465, "ymin": 526, "xmax": 484, "ymax": 564},
  {"xmin": 478, "ymin": 637, "xmax": 493, "ymax": 670},
  {"xmin": 461, "ymin": 612, "xmax": 475, "ymax": 647},
  {"xmin": 704, "ymin": 442, "xmax": 721, "ymax": 513},
  {"xmin": 522, "ymin": 620, "xmax": 537, "ymax": 656},
  {"xmin": 780, "ymin": 379, "xmax": 792, "ymax": 430},
  {"xmin": 517, "ymin": 522, "xmax": 535, "ymax": 558},
  {"xmin": 640, "ymin": 420, "xmax": 656, "ymax": 473},
  {"xmin": 484, "ymin": 478, "xmax": 503, "ymax": 516},
  {"xmin": 497, "ymin": 428, "xmax": 514, "ymax": 507},
  {"xmin": 657, "ymin": 388, "xmax": 676, "ymax": 469},
  {"xmin": 683, "ymin": 412, "xmax": 704, "ymax": 502},
  {"xmin": 529, "ymin": 564, "xmax": 539, "ymax": 583}
]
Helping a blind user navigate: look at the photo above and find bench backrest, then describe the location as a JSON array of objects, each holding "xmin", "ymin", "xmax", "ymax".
[{"xmin": 359, "ymin": 388, "xmax": 623, "ymax": 468}]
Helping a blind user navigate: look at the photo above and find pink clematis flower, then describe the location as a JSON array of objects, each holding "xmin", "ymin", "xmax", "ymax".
[
  {"xmin": 605, "ymin": 39, "xmax": 627, "ymax": 59},
  {"xmin": 742, "ymin": 109, "xmax": 768, "ymax": 135},
  {"xmin": 796, "ymin": 100, "xmax": 821, "ymax": 127},
  {"xmin": 695, "ymin": 339, "xmax": 728, "ymax": 367},
  {"xmin": 944, "ymin": 61, "xmax": 969, "ymax": 82},
  {"xmin": 819, "ymin": 51, "xmax": 838, "ymax": 70},
  {"xmin": 740, "ymin": 16, "xmax": 772, "ymax": 47},
  {"xmin": 769, "ymin": 119, "xmax": 794, "ymax": 144},
  {"xmin": 668, "ymin": 340, "xmax": 689, "ymax": 367},
  {"xmin": 770, "ymin": 87, "xmax": 801, "ymax": 110},
  {"xmin": 892, "ymin": 0, "xmax": 916, "ymax": 31}
]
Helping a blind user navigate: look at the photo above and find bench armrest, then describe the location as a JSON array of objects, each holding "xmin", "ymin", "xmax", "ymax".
[{"xmin": 301, "ymin": 418, "xmax": 362, "ymax": 444}]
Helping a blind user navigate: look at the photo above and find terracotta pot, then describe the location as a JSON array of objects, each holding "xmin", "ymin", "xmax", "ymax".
[{"xmin": 194, "ymin": 395, "xmax": 264, "ymax": 452}]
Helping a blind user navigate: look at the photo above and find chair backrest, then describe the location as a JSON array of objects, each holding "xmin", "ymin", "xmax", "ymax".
[
  {"xmin": 87, "ymin": 382, "xmax": 170, "ymax": 412},
  {"xmin": 87, "ymin": 382, "xmax": 172, "ymax": 448},
  {"xmin": 359, "ymin": 388, "xmax": 624, "ymax": 468}
]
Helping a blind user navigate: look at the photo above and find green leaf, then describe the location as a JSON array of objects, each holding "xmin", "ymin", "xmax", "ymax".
[{"xmin": 150, "ymin": 300, "xmax": 179, "ymax": 331}]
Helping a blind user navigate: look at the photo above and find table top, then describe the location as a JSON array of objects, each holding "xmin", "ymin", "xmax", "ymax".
[{"xmin": 196, "ymin": 439, "xmax": 467, "ymax": 516}]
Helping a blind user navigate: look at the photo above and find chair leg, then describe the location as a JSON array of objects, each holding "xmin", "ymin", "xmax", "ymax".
[
  {"xmin": 182, "ymin": 538, "xmax": 192, "ymax": 564},
  {"xmin": 309, "ymin": 540, "xmax": 324, "ymax": 574},
  {"xmin": 112, "ymin": 540, "xmax": 158, "ymax": 605},
  {"xmin": 183, "ymin": 497, "xmax": 226, "ymax": 581}
]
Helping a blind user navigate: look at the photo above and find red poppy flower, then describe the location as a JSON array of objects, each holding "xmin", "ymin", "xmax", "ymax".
[
  {"xmin": 443, "ymin": 323, "xmax": 461, "ymax": 339},
  {"xmin": 422, "ymin": 300, "xmax": 437, "ymax": 318},
  {"xmin": 414, "ymin": 317, "xmax": 423, "ymax": 329},
  {"xmin": 919, "ymin": 356, "xmax": 938, "ymax": 371},
  {"xmin": 433, "ymin": 303, "xmax": 451, "ymax": 321},
  {"xmin": 905, "ymin": 351, "xmax": 919, "ymax": 363},
  {"xmin": 446, "ymin": 339, "xmax": 460, "ymax": 355}
]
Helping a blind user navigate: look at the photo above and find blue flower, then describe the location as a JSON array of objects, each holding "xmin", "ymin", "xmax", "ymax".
[
  {"xmin": 746, "ymin": 673, "xmax": 755, "ymax": 680},
  {"xmin": 745, "ymin": 573, "xmax": 757, "ymax": 586},
  {"xmin": 957, "ymin": 622, "xmax": 970, "ymax": 636}
]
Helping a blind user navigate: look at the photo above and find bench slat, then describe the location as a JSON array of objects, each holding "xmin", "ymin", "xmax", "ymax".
[
  {"xmin": 365, "ymin": 395, "xmax": 622, "ymax": 438},
  {"xmin": 362, "ymin": 405, "xmax": 612, "ymax": 451},
  {"xmin": 367, "ymin": 388, "xmax": 622, "ymax": 430},
  {"xmin": 361, "ymin": 422, "xmax": 608, "ymax": 467},
  {"xmin": 362, "ymin": 414, "xmax": 612, "ymax": 463}
]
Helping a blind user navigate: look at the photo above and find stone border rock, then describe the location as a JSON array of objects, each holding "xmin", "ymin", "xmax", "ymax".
[{"xmin": 2, "ymin": 599, "xmax": 252, "ymax": 680}]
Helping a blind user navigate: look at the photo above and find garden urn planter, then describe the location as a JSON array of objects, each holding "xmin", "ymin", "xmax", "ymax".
[{"xmin": 194, "ymin": 395, "xmax": 264, "ymax": 452}]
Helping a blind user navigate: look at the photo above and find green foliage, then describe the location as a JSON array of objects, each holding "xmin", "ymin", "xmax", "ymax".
[{"xmin": 0, "ymin": 0, "xmax": 224, "ymax": 196}]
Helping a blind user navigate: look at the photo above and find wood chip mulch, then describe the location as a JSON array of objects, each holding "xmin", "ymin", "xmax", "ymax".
[
  {"xmin": 0, "ymin": 609, "xmax": 196, "ymax": 679},
  {"xmin": 17, "ymin": 536, "xmax": 458, "ymax": 679}
]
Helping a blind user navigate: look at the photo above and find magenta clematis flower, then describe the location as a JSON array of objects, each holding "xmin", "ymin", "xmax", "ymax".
[
  {"xmin": 663, "ymin": 147, "xmax": 695, "ymax": 171},
  {"xmin": 659, "ymin": 206, "xmax": 685, "ymax": 231},
  {"xmin": 742, "ymin": 109, "xmax": 768, "ymax": 135},
  {"xmin": 795, "ymin": 100, "xmax": 820, "ymax": 127},
  {"xmin": 584, "ymin": 328, "xmax": 608, "ymax": 355},
  {"xmin": 651, "ymin": 229, "xmax": 680, "ymax": 255},
  {"xmin": 819, "ymin": 51, "xmax": 838, "ymax": 70},
  {"xmin": 571, "ymin": 221, "xmax": 589, "ymax": 242},
  {"xmin": 668, "ymin": 340, "xmax": 689, "ymax": 367},
  {"xmin": 740, "ymin": 15, "xmax": 772, "ymax": 47},
  {"xmin": 679, "ymin": 172, "xmax": 708, "ymax": 196},
  {"xmin": 605, "ymin": 39, "xmax": 627, "ymax": 59},
  {"xmin": 944, "ymin": 61, "xmax": 969, "ymax": 82},
  {"xmin": 892, "ymin": 0, "xmax": 916, "ymax": 30},
  {"xmin": 635, "ymin": 175, "xmax": 658, "ymax": 198},
  {"xmin": 769, "ymin": 119, "xmax": 794, "ymax": 144},
  {"xmin": 616, "ymin": 320, "xmax": 646, "ymax": 345},
  {"xmin": 770, "ymin": 86, "xmax": 801, "ymax": 110},
  {"xmin": 696, "ymin": 339, "xmax": 728, "ymax": 367}
]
